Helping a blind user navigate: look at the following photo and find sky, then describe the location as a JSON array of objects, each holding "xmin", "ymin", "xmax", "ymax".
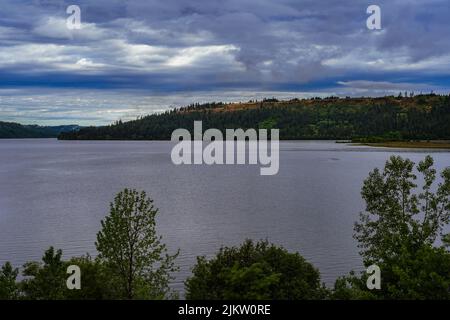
[{"xmin": 1, "ymin": 0, "xmax": 450, "ymax": 125}]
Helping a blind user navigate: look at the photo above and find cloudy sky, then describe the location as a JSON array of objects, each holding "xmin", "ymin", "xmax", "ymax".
[{"xmin": 1, "ymin": 0, "xmax": 450, "ymax": 125}]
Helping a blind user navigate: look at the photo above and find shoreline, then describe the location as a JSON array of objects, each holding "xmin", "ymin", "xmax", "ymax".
[
  {"xmin": 3, "ymin": 138, "xmax": 450, "ymax": 150},
  {"xmin": 357, "ymin": 141, "xmax": 450, "ymax": 149}
]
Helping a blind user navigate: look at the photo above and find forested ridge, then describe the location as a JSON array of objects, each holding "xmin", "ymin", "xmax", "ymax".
[
  {"xmin": 58, "ymin": 94, "xmax": 450, "ymax": 141},
  {"xmin": 0, "ymin": 122, "xmax": 80, "ymax": 139}
]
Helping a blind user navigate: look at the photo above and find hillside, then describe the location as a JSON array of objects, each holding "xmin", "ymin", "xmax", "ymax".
[
  {"xmin": 58, "ymin": 95, "xmax": 450, "ymax": 141},
  {"xmin": 0, "ymin": 122, "xmax": 80, "ymax": 139}
]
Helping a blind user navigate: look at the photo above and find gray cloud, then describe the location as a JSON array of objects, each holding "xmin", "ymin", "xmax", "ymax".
[{"xmin": 1, "ymin": 0, "xmax": 450, "ymax": 124}]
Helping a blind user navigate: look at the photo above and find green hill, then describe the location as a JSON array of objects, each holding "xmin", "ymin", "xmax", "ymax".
[
  {"xmin": 0, "ymin": 122, "xmax": 80, "ymax": 139},
  {"xmin": 58, "ymin": 94, "xmax": 450, "ymax": 141}
]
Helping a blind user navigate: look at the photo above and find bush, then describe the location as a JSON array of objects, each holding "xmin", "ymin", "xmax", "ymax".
[{"xmin": 185, "ymin": 240, "xmax": 328, "ymax": 300}]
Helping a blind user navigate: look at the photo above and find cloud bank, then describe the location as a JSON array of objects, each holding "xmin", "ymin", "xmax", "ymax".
[{"xmin": 1, "ymin": 0, "xmax": 450, "ymax": 124}]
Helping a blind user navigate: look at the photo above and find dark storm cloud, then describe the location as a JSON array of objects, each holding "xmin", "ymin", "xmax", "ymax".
[{"xmin": 1, "ymin": 0, "xmax": 450, "ymax": 124}]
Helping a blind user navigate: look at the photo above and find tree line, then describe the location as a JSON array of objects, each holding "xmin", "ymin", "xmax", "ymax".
[
  {"xmin": 1, "ymin": 155, "xmax": 450, "ymax": 299},
  {"xmin": 0, "ymin": 122, "xmax": 80, "ymax": 139},
  {"xmin": 59, "ymin": 94, "xmax": 450, "ymax": 141}
]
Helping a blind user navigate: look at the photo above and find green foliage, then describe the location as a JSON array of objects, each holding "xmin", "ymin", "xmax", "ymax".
[
  {"xmin": 334, "ymin": 155, "xmax": 450, "ymax": 299},
  {"xmin": 185, "ymin": 239, "xmax": 328, "ymax": 300},
  {"xmin": 21, "ymin": 247, "xmax": 67, "ymax": 299},
  {"xmin": 353, "ymin": 131, "xmax": 403, "ymax": 143},
  {"xmin": 0, "ymin": 121, "xmax": 80, "ymax": 139},
  {"xmin": 64, "ymin": 255, "xmax": 120, "ymax": 300},
  {"xmin": 384, "ymin": 245, "xmax": 450, "ymax": 299},
  {"xmin": 12, "ymin": 250, "xmax": 121, "ymax": 300},
  {"xmin": 444, "ymin": 234, "xmax": 450, "ymax": 247},
  {"xmin": 0, "ymin": 262, "xmax": 19, "ymax": 300},
  {"xmin": 332, "ymin": 271, "xmax": 377, "ymax": 300},
  {"xmin": 258, "ymin": 118, "xmax": 278, "ymax": 130},
  {"xmin": 219, "ymin": 262, "xmax": 281, "ymax": 300},
  {"xmin": 355, "ymin": 155, "xmax": 450, "ymax": 265},
  {"xmin": 95, "ymin": 188, "xmax": 179, "ymax": 299},
  {"xmin": 59, "ymin": 95, "xmax": 450, "ymax": 141}
]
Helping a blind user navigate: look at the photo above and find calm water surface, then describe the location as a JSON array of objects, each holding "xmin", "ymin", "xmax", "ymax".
[{"xmin": 0, "ymin": 139, "xmax": 449, "ymax": 293}]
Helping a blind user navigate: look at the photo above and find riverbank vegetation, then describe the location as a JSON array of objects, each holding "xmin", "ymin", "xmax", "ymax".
[
  {"xmin": 357, "ymin": 141, "xmax": 450, "ymax": 149},
  {"xmin": 1, "ymin": 155, "xmax": 449, "ymax": 300}
]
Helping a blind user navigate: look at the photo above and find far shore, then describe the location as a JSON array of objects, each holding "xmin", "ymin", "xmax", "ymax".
[{"xmin": 356, "ymin": 141, "xmax": 450, "ymax": 149}]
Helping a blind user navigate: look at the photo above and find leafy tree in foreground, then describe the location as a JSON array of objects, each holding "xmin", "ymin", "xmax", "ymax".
[
  {"xmin": 96, "ymin": 188, "xmax": 179, "ymax": 299},
  {"xmin": 0, "ymin": 262, "xmax": 19, "ymax": 299},
  {"xmin": 185, "ymin": 239, "xmax": 328, "ymax": 300},
  {"xmin": 6, "ymin": 250, "xmax": 136, "ymax": 300},
  {"xmin": 333, "ymin": 155, "xmax": 450, "ymax": 299},
  {"xmin": 8, "ymin": 248, "xmax": 105, "ymax": 300},
  {"xmin": 64, "ymin": 255, "xmax": 120, "ymax": 300},
  {"xmin": 21, "ymin": 247, "xmax": 67, "ymax": 299}
]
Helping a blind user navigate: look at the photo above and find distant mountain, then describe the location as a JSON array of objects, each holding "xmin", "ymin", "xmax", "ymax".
[
  {"xmin": 0, "ymin": 121, "xmax": 81, "ymax": 138},
  {"xmin": 58, "ymin": 94, "xmax": 450, "ymax": 141}
]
